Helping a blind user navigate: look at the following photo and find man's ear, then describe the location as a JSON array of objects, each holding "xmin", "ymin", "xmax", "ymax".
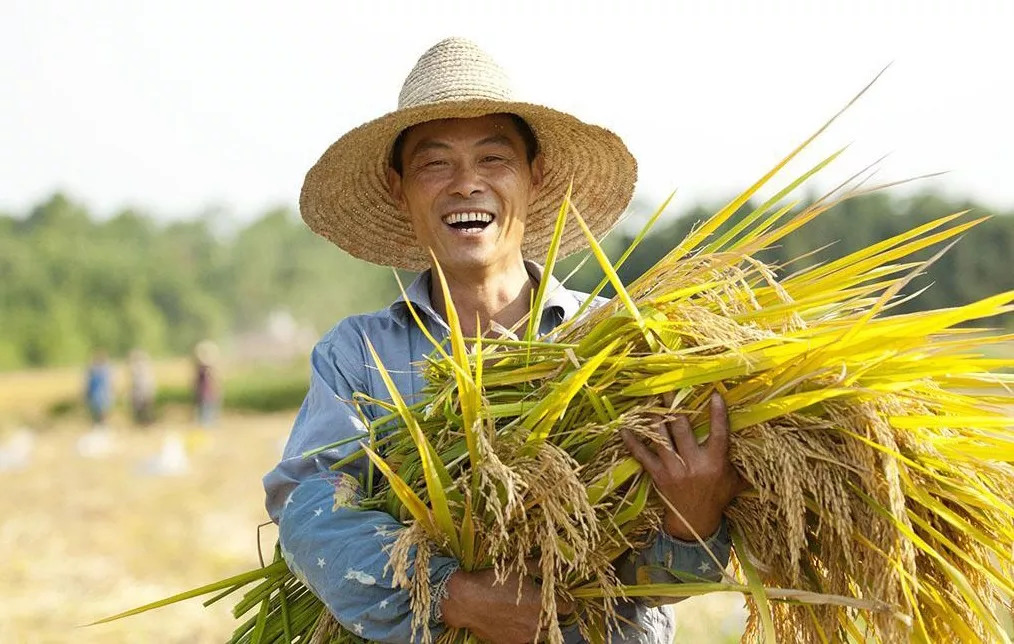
[
  {"xmin": 385, "ymin": 166, "xmax": 408, "ymax": 210},
  {"xmin": 530, "ymin": 153, "xmax": 546, "ymax": 191}
]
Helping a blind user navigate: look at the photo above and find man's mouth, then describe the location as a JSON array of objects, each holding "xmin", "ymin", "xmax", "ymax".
[{"xmin": 441, "ymin": 211, "xmax": 495, "ymax": 233}]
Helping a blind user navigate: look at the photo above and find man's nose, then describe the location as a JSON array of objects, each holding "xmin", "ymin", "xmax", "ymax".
[{"xmin": 448, "ymin": 162, "xmax": 485, "ymax": 198}]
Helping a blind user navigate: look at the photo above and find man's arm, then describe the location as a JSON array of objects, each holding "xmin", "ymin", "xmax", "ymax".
[{"xmin": 264, "ymin": 332, "xmax": 459, "ymax": 643}]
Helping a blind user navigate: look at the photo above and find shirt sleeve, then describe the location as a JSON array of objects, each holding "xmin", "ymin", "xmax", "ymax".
[
  {"xmin": 263, "ymin": 328, "xmax": 459, "ymax": 643},
  {"xmin": 613, "ymin": 518, "xmax": 732, "ymax": 604}
]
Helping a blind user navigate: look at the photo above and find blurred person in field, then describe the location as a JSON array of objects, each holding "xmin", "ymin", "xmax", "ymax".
[
  {"xmin": 128, "ymin": 349, "xmax": 156, "ymax": 427},
  {"xmin": 193, "ymin": 340, "xmax": 221, "ymax": 427},
  {"xmin": 84, "ymin": 349, "xmax": 113, "ymax": 429}
]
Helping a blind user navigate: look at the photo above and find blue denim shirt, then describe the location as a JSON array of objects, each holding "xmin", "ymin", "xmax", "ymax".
[{"xmin": 263, "ymin": 262, "xmax": 732, "ymax": 643}]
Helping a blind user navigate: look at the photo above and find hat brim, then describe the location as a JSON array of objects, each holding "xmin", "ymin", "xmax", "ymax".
[{"xmin": 299, "ymin": 100, "xmax": 637, "ymax": 271}]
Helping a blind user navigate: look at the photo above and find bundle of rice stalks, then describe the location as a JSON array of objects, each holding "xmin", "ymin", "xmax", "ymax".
[{"xmin": 97, "ymin": 91, "xmax": 1014, "ymax": 643}]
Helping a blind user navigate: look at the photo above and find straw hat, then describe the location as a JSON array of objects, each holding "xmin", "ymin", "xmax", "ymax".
[{"xmin": 299, "ymin": 37, "xmax": 637, "ymax": 271}]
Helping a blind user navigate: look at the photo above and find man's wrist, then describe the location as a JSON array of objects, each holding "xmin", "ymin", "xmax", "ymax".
[
  {"xmin": 430, "ymin": 562, "xmax": 460, "ymax": 626},
  {"xmin": 662, "ymin": 513, "xmax": 722, "ymax": 542},
  {"xmin": 437, "ymin": 569, "xmax": 472, "ymax": 629}
]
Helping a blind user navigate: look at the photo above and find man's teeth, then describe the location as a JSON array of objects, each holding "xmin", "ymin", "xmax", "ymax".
[{"xmin": 443, "ymin": 212, "xmax": 494, "ymax": 225}]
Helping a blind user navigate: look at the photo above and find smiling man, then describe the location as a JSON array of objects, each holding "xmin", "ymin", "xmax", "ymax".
[
  {"xmin": 385, "ymin": 114, "xmax": 542, "ymax": 335},
  {"xmin": 264, "ymin": 38, "xmax": 741, "ymax": 643}
]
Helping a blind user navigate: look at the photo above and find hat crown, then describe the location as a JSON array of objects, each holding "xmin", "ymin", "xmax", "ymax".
[{"xmin": 398, "ymin": 37, "xmax": 515, "ymax": 109}]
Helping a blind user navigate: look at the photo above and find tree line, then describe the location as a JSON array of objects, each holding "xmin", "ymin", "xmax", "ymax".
[{"xmin": 1, "ymin": 190, "xmax": 1010, "ymax": 371}]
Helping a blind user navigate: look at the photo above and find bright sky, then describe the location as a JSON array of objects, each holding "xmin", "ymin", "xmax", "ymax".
[{"xmin": 2, "ymin": 0, "xmax": 1013, "ymax": 223}]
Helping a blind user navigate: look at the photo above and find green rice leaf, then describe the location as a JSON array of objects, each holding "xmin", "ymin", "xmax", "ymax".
[{"xmin": 731, "ymin": 525, "xmax": 777, "ymax": 644}]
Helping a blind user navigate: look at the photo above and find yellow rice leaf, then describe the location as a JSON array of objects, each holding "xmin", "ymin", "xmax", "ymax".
[
  {"xmin": 667, "ymin": 68, "xmax": 886, "ymax": 261},
  {"xmin": 429, "ymin": 260, "xmax": 487, "ymax": 496},
  {"xmin": 473, "ymin": 315, "xmax": 483, "ymax": 391},
  {"xmin": 802, "ymin": 605, "xmax": 832, "ymax": 644},
  {"xmin": 786, "ymin": 211, "xmax": 969, "ymax": 286},
  {"xmin": 460, "ymin": 495, "xmax": 476, "ymax": 571},
  {"xmin": 933, "ymin": 374, "xmax": 1014, "ymax": 389},
  {"xmin": 526, "ymin": 181, "xmax": 572, "ymax": 343},
  {"xmin": 733, "ymin": 283, "xmax": 884, "ymax": 323},
  {"xmin": 903, "ymin": 473, "xmax": 1014, "ymax": 567},
  {"xmin": 570, "ymin": 204, "xmax": 643, "ymax": 327},
  {"xmin": 612, "ymin": 476, "xmax": 651, "ymax": 527},
  {"xmin": 524, "ymin": 340, "xmax": 618, "ymax": 443},
  {"xmin": 707, "ymin": 147, "xmax": 845, "ymax": 254},
  {"xmin": 888, "ymin": 415, "xmax": 1014, "ymax": 429},
  {"xmin": 904, "ymin": 507, "xmax": 1014, "ymax": 597},
  {"xmin": 928, "ymin": 439, "xmax": 1014, "ymax": 463},
  {"xmin": 838, "ymin": 238, "xmax": 966, "ymax": 348},
  {"xmin": 430, "ymin": 256, "xmax": 479, "ymax": 410},
  {"xmin": 896, "ymin": 571, "xmax": 931, "ymax": 644},
  {"xmin": 790, "ymin": 219, "xmax": 990, "ymax": 317},
  {"xmin": 837, "ymin": 426, "xmax": 1014, "ymax": 523},
  {"xmin": 646, "ymin": 280, "xmax": 728, "ymax": 306},
  {"xmin": 728, "ymin": 388, "xmax": 858, "ymax": 431},
  {"xmin": 737, "ymin": 199, "xmax": 843, "ymax": 258},
  {"xmin": 621, "ymin": 337, "xmax": 837, "ymax": 396},
  {"xmin": 365, "ymin": 339, "xmax": 461, "ymax": 556},
  {"xmin": 391, "ymin": 271, "xmax": 466, "ymax": 382},
  {"xmin": 362, "ymin": 445, "xmax": 438, "ymax": 537},
  {"xmin": 481, "ymin": 361, "xmax": 558, "ymax": 386},
  {"xmin": 572, "ymin": 190, "xmax": 676, "ymax": 322}
]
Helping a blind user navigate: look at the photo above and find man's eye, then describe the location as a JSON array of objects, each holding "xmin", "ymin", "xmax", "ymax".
[
  {"xmin": 481, "ymin": 155, "xmax": 505, "ymax": 163},
  {"xmin": 423, "ymin": 159, "xmax": 448, "ymax": 168}
]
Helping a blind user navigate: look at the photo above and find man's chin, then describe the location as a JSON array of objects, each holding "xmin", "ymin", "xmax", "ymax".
[{"xmin": 430, "ymin": 251, "xmax": 505, "ymax": 275}]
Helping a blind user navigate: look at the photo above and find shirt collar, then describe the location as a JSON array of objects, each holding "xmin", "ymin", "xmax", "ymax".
[
  {"xmin": 388, "ymin": 269, "xmax": 442, "ymax": 329},
  {"xmin": 388, "ymin": 260, "xmax": 582, "ymax": 328}
]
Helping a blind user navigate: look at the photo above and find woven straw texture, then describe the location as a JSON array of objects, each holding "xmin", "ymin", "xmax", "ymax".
[{"xmin": 299, "ymin": 37, "xmax": 637, "ymax": 271}]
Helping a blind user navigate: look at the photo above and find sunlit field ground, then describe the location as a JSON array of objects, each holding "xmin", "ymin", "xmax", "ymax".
[{"xmin": 0, "ymin": 412, "xmax": 286, "ymax": 643}]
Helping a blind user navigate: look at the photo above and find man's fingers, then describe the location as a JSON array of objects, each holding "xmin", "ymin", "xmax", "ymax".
[
  {"xmin": 661, "ymin": 390, "xmax": 676, "ymax": 408},
  {"xmin": 667, "ymin": 413, "xmax": 699, "ymax": 459},
  {"xmin": 654, "ymin": 421, "xmax": 683, "ymax": 471},
  {"xmin": 556, "ymin": 595, "xmax": 575, "ymax": 615},
  {"xmin": 522, "ymin": 558, "xmax": 575, "ymax": 616},
  {"xmin": 705, "ymin": 391, "xmax": 730, "ymax": 455},
  {"xmin": 620, "ymin": 428, "xmax": 660, "ymax": 473}
]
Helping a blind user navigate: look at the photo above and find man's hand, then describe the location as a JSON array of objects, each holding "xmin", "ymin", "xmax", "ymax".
[
  {"xmin": 440, "ymin": 566, "xmax": 574, "ymax": 644},
  {"xmin": 620, "ymin": 391, "xmax": 744, "ymax": 541}
]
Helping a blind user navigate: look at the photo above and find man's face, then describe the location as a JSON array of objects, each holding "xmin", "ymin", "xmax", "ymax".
[{"xmin": 387, "ymin": 114, "xmax": 544, "ymax": 274}]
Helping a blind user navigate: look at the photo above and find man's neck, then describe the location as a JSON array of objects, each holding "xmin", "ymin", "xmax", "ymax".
[{"xmin": 430, "ymin": 257, "xmax": 534, "ymax": 337}]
